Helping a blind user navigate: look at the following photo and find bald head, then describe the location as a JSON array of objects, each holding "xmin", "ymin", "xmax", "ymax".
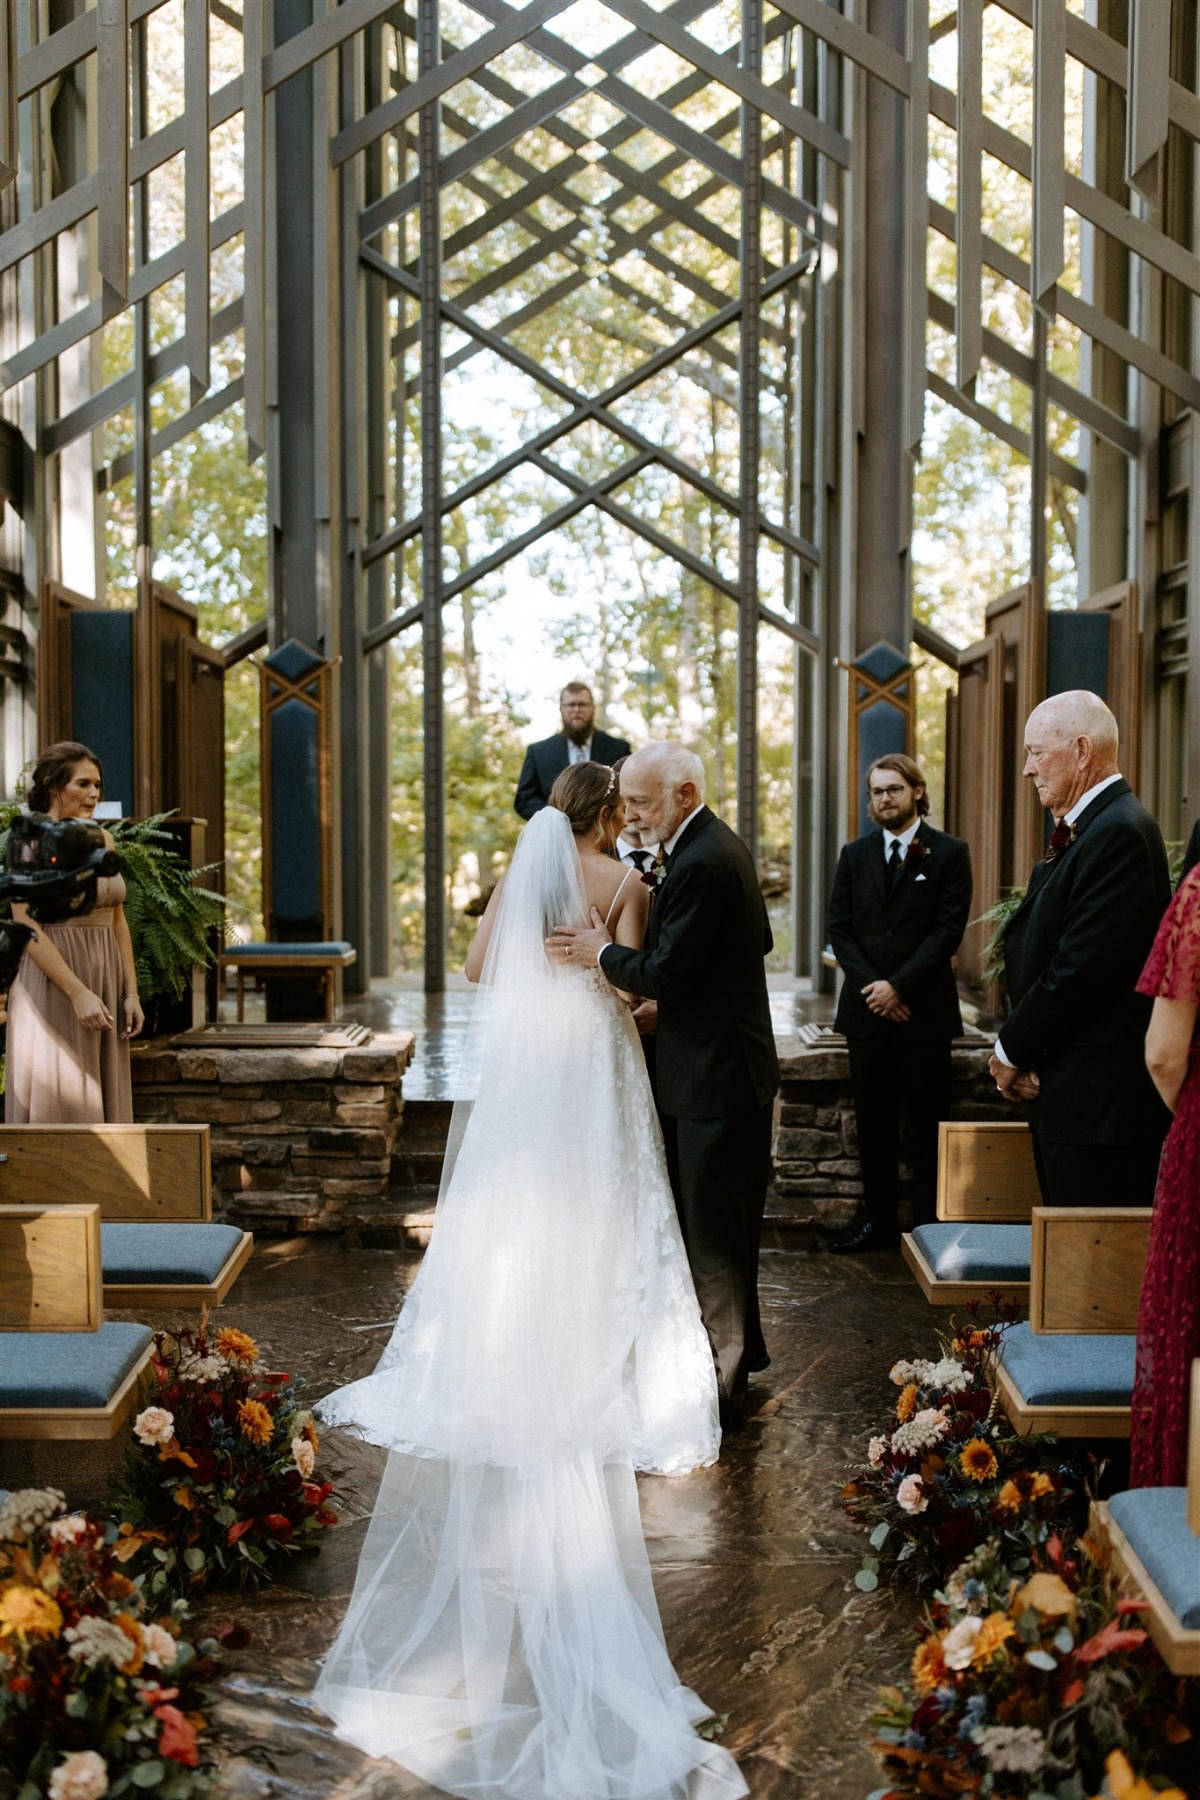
[
  {"xmin": 620, "ymin": 742, "xmax": 707, "ymax": 843},
  {"xmin": 1022, "ymin": 690, "xmax": 1120, "ymax": 820}
]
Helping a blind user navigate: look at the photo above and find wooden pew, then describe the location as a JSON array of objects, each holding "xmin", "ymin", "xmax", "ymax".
[
  {"xmin": 0, "ymin": 1124, "xmax": 253, "ymax": 1308},
  {"xmin": 901, "ymin": 1122, "xmax": 1039, "ymax": 1307},
  {"xmin": 0, "ymin": 1205, "xmax": 153, "ymax": 1440},
  {"xmin": 994, "ymin": 1208, "xmax": 1150, "ymax": 1438},
  {"xmin": 1093, "ymin": 1360, "xmax": 1200, "ymax": 1675}
]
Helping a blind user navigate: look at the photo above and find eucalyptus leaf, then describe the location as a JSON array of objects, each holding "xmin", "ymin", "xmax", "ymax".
[
  {"xmin": 896, "ymin": 1541, "xmax": 917, "ymax": 1561},
  {"xmin": 855, "ymin": 1568, "xmax": 880, "ymax": 1592},
  {"xmin": 64, "ymin": 1691, "xmax": 89, "ymax": 1718},
  {"xmin": 184, "ymin": 1546, "xmax": 207, "ymax": 1572},
  {"xmin": 131, "ymin": 1762, "xmax": 166, "ymax": 1788},
  {"xmin": 1053, "ymin": 1626, "xmax": 1074, "ymax": 1653},
  {"xmin": 868, "ymin": 1522, "xmax": 890, "ymax": 1549},
  {"xmin": 1025, "ymin": 1649, "xmax": 1057, "ymax": 1671}
]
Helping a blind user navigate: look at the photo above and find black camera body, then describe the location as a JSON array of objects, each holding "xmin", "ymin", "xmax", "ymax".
[{"xmin": 0, "ymin": 814, "xmax": 121, "ymax": 993}]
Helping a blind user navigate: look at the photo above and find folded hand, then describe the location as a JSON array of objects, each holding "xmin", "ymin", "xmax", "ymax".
[
  {"xmin": 988, "ymin": 1053, "xmax": 1039, "ymax": 1101},
  {"xmin": 861, "ymin": 979, "xmax": 911, "ymax": 1023}
]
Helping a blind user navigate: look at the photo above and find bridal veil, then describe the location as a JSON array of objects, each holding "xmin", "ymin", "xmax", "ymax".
[{"xmin": 314, "ymin": 807, "xmax": 747, "ymax": 1800}]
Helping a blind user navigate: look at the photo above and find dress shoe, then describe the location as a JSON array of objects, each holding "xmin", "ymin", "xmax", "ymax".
[
  {"xmin": 827, "ymin": 1221, "xmax": 899, "ymax": 1255},
  {"xmin": 719, "ymin": 1396, "xmax": 747, "ymax": 1433}
]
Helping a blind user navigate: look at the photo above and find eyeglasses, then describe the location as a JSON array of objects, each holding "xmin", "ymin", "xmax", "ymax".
[{"xmin": 869, "ymin": 783, "xmax": 910, "ymax": 798}]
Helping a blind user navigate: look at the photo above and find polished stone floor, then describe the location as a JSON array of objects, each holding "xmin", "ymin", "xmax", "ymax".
[{"xmin": 4, "ymin": 1231, "xmax": 937, "ymax": 1799}]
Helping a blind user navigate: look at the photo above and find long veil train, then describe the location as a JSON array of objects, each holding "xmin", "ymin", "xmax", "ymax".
[{"xmin": 314, "ymin": 809, "xmax": 748, "ymax": 1800}]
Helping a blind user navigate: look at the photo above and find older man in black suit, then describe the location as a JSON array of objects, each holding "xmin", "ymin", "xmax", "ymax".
[
  {"xmin": 513, "ymin": 683, "xmax": 631, "ymax": 819},
  {"xmin": 1180, "ymin": 818, "xmax": 1200, "ymax": 886},
  {"xmin": 547, "ymin": 742, "xmax": 778, "ymax": 1430},
  {"xmin": 989, "ymin": 690, "xmax": 1172, "ymax": 1207},
  {"xmin": 827, "ymin": 754, "xmax": 974, "ymax": 1253}
]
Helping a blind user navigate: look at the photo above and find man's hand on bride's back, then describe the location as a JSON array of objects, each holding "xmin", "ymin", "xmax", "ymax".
[
  {"xmin": 547, "ymin": 909, "xmax": 612, "ymax": 966},
  {"xmin": 630, "ymin": 999, "xmax": 657, "ymax": 1035}
]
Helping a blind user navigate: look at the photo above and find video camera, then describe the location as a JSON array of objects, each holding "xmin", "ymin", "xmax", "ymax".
[{"xmin": 0, "ymin": 814, "xmax": 121, "ymax": 993}]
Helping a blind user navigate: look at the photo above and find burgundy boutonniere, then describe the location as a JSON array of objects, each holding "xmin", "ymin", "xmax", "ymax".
[
  {"xmin": 1043, "ymin": 821, "xmax": 1077, "ymax": 865},
  {"xmin": 905, "ymin": 836, "xmax": 932, "ymax": 866},
  {"xmin": 640, "ymin": 851, "xmax": 668, "ymax": 908}
]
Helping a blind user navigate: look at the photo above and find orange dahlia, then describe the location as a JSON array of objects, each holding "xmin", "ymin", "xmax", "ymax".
[
  {"xmin": 1031, "ymin": 1471, "xmax": 1054, "ymax": 1498},
  {"xmin": 896, "ymin": 1383, "xmax": 918, "ymax": 1423},
  {"xmin": 911, "ymin": 1635, "xmax": 947, "ymax": 1692},
  {"xmin": 0, "ymin": 1585, "xmax": 62, "ymax": 1640},
  {"xmin": 237, "ymin": 1399, "xmax": 274, "ymax": 1446},
  {"xmin": 958, "ymin": 1438, "xmax": 999, "ymax": 1482},
  {"xmin": 996, "ymin": 1478, "xmax": 1023, "ymax": 1513},
  {"xmin": 115, "ymin": 1612, "xmax": 145, "ymax": 1675},
  {"xmin": 971, "ymin": 1611, "xmax": 1015, "ymax": 1665},
  {"xmin": 217, "ymin": 1328, "xmax": 259, "ymax": 1364}
]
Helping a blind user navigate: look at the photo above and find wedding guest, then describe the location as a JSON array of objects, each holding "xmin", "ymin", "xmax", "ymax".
[
  {"xmin": 826, "ymin": 753, "xmax": 973, "ymax": 1253},
  {"xmin": 514, "ymin": 683, "xmax": 631, "ymax": 819},
  {"xmin": 989, "ymin": 691, "xmax": 1171, "ymax": 1206},
  {"xmin": 1131, "ymin": 865, "xmax": 1200, "ymax": 1487},
  {"xmin": 4, "ymin": 742, "xmax": 142, "ymax": 1124},
  {"xmin": 1180, "ymin": 817, "xmax": 1199, "ymax": 885}
]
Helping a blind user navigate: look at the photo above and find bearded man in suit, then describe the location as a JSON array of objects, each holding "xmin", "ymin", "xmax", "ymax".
[
  {"xmin": 547, "ymin": 742, "xmax": 778, "ymax": 1430},
  {"xmin": 514, "ymin": 683, "xmax": 632, "ymax": 820},
  {"xmin": 989, "ymin": 690, "xmax": 1172, "ymax": 1207},
  {"xmin": 827, "ymin": 754, "xmax": 973, "ymax": 1253}
]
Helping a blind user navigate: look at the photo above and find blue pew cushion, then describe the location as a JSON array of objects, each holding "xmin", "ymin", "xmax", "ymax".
[
  {"xmin": 225, "ymin": 941, "xmax": 353, "ymax": 957},
  {"xmin": 912, "ymin": 1223, "xmax": 1032, "ymax": 1282},
  {"xmin": 0, "ymin": 1323, "xmax": 153, "ymax": 1410},
  {"xmin": 999, "ymin": 1323, "xmax": 1136, "ymax": 1406},
  {"xmin": 102, "ymin": 1223, "xmax": 245, "ymax": 1285},
  {"xmin": 1108, "ymin": 1489, "xmax": 1200, "ymax": 1629}
]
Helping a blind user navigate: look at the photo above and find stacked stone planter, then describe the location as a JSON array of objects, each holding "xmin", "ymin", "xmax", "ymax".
[
  {"xmin": 772, "ymin": 1033, "xmax": 1013, "ymax": 1230},
  {"xmin": 131, "ymin": 1032, "xmax": 414, "ymax": 1232}
]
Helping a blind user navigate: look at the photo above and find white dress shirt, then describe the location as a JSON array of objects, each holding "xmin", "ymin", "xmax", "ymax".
[
  {"xmin": 882, "ymin": 816, "xmax": 922, "ymax": 863},
  {"xmin": 567, "ymin": 736, "xmax": 594, "ymax": 765},
  {"xmin": 616, "ymin": 835, "xmax": 660, "ymax": 868},
  {"xmin": 994, "ymin": 773, "xmax": 1124, "ymax": 1068}
]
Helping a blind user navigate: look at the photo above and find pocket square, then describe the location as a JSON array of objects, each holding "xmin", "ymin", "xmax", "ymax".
[{"xmin": 914, "ymin": 873, "xmax": 927, "ymax": 882}]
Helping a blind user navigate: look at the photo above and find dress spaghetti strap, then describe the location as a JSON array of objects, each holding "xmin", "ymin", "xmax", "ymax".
[{"xmin": 604, "ymin": 864, "xmax": 638, "ymax": 928}]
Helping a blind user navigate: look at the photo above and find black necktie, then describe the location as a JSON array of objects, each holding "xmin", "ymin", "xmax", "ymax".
[
  {"xmin": 628, "ymin": 850, "xmax": 649, "ymax": 872},
  {"xmin": 888, "ymin": 841, "xmax": 904, "ymax": 888}
]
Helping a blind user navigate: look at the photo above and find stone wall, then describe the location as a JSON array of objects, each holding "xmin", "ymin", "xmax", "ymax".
[
  {"xmin": 772, "ymin": 1035, "xmax": 1015, "ymax": 1228},
  {"xmin": 131, "ymin": 1033, "xmax": 414, "ymax": 1232}
]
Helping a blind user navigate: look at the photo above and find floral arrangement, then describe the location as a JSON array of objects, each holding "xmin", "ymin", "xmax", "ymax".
[
  {"xmin": 843, "ymin": 1316, "xmax": 1078, "ymax": 1595},
  {"xmin": 111, "ymin": 1316, "xmax": 335, "ymax": 1595},
  {"xmin": 0, "ymin": 1486, "xmax": 226, "ymax": 1800},
  {"xmin": 867, "ymin": 1529, "xmax": 1197, "ymax": 1799}
]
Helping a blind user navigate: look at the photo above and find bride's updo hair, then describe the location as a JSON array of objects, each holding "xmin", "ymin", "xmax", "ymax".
[{"xmin": 547, "ymin": 762, "xmax": 618, "ymax": 836}]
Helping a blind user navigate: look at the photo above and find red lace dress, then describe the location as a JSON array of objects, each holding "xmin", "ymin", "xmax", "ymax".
[{"xmin": 1130, "ymin": 866, "xmax": 1200, "ymax": 1488}]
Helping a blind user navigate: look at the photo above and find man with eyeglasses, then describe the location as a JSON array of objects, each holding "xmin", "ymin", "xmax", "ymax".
[
  {"xmin": 514, "ymin": 682, "xmax": 632, "ymax": 820},
  {"xmin": 826, "ymin": 753, "xmax": 973, "ymax": 1253}
]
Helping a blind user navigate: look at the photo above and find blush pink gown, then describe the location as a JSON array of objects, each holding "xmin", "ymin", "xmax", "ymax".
[{"xmin": 1130, "ymin": 865, "xmax": 1200, "ymax": 1487}]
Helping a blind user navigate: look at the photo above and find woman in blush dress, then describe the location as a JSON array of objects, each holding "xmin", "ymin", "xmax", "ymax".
[
  {"xmin": 1130, "ymin": 863, "xmax": 1200, "ymax": 1487},
  {"xmin": 4, "ymin": 742, "xmax": 143, "ymax": 1123}
]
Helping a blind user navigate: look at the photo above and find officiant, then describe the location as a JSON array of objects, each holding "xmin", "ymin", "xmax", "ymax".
[{"xmin": 514, "ymin": 683, "xmax": 631, "ymax": 819}]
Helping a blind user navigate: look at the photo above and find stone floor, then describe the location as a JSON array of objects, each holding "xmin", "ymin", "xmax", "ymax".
[{"xmin": 4, "ymin": 1228, "xmax": 940, "ymax": 1800}]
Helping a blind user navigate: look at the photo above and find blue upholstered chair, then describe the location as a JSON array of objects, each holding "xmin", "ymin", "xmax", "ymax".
[
  {"xmin": 0, "ymin": 1124, "xmax": 253, "ymax": 1308},
  {"xmin": 1094, "ymin": 1360, "xmax": 1200, "ymax": 1675},
  {"xmin": 901, "ymin": 1121, "xmax": 1038, "ymax": 1306},
  {"xmin": 0, "ymin": 1204, "xmax": 153, "ymax": 1441},
  {"xmin": 994, "ymin": 1207, "xmax": 1150, "ymax": 1438}
]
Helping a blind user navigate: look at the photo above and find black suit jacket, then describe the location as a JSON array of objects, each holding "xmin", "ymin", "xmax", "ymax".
[
  {"xmin": 1180, "ymin": 818, "xmax": 1200, "ymax": 886},
  {"xmin": 600, "ymin": 808, "xmax": 778, "ymax": 1119},
  {"xmin": 828, "ymin": 823, "xmax": 972, "ymax": 1040},
  {"xmin": 514, "ymin": 730, "xmax": 632, "ymax": 819},
  {"xmin": 1001, "ymin": 779, "xmax": 1172, "ymax": 1147}
]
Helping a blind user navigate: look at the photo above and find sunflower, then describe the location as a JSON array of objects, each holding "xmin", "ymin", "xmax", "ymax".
[
  {"xmin": 237, "ymin": 1399, "xmax": 274, "ymax": 1446},
  {"xmin": 911, "ymin": 1634, "xmax": 947, "ymax": 1693},
  {"xmin": 217, "ymin": 1328, "xmax": 259, "ymax": 1365},
  {"xmin": 0, "ymin": 1584, "xmax": 63, "ymax": 1639},
  {"xmin": 896, "ymin": 1383, "xmax": 918, "ymax": 1423},
  {"xmin": 971, "ymin": 1610, "xmax": 1015, "ymax": 1665},
  {"xmin": 958, "ymin": 1438, "xmax": 999, "ymax": 1482}
]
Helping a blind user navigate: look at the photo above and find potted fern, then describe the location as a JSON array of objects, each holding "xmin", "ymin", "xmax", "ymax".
[{"xmin": 110, "ymin": 813, "xmax": 226, "ymax": 1035}]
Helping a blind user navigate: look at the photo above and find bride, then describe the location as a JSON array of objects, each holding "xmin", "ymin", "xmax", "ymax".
[{"xmin": 313, "ymin": 760, "xmax": 748, "ymax": 1800}]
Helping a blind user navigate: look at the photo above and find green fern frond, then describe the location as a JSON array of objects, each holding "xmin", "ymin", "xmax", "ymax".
[
  {"xmin": 111, "ymin": 812, "xmax": 227, "ymax": 1005},
  {"xmin": 969, "ymin": 886, "xmax": 1027, "ymax": 989}
]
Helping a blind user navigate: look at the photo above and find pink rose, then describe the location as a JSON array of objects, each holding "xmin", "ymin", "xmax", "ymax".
[
  {"xmin": 896, "ymin": 1474, "xmax": 928, "ymax": 1514},
  {"xmin": 133, "ymin": 1406, "xmax": 175, "ymax": 1448}
]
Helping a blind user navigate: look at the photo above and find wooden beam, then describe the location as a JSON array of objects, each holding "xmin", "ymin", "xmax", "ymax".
[{"xmin": 96, "ymin": 0, "xmax": 130, "ymax": 302}]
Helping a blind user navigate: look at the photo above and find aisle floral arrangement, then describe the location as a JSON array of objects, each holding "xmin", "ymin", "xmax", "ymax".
[
  {"xmin": 848, "ymin": 1314, "xmax": 1199, "ymax": 1800},
  {"xmin": 0, "ymin": 1487, "xmax": 225, "ymax": 1800},
  {"xmin": 110, "ymin": 1315, "xmax": 336, "ymax": 1595},
  {"xmin": 842, "ymin": 1313, "xmax": 1078, "ymax": 1595}
]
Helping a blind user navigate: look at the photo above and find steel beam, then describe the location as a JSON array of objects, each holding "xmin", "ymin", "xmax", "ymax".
[
  {"xmin": 417, "ymin": 0, "xmax": 445, "ymax": 992},
  {"xmin": 736, "ymin": 0, "xmax": 763, "ymax": 852}
]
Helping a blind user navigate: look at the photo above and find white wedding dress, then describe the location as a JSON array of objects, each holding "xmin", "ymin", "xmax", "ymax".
[{"xmin": 314, "ymin": 809, "xmax": 748, "ymax": 1800}]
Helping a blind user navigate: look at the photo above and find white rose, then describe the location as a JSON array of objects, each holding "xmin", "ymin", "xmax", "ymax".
[
  {"xmin": 133, "ymin": 1406, "xmax": 175, "ymax": 1448},
  {"xmin": 142, "ymin": 1623, "xmax": 178, "ymax": 1669},
  {"xmin": 48, "ymin": 1750, "xmax": 109, "ymax": 1800},
  {"xmin": 896, "ymin": 1474, "xmax": 927, "ymax": 1514},
  {"xmin": 48, "ymin": 1514, "xmax": 89, "ymax": 1546},
  {"xmin": 291, "ymin": 1436, "xmax": 315, "ymax": 1479},
  {"xmin": 941, "ymin": 1614, "xmax": 984, "ymax": 1670}
]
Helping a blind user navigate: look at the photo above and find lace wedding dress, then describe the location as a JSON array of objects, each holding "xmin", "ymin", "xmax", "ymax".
[{"xmin": 314, "ymin": 809, "xmax": 747, "ymax": 1800}]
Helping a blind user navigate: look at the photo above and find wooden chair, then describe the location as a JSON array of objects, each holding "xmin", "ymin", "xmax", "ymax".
[
  {"xmin": 219, "ymin": 941, "xmax": 356, "ymax": 1023},
  {"xmin": 1093, "ymin": 1360, "xmax": 1200, "ymax": 1675},
  {"xmin": 994, "ymin": 1208, "xmax": 1150, "ymax": 1438},
  {"xmin": 901, "ymin": 1122, "xmax": 1039, "ymax": 1307},
  {"xmin": 0, "ymin": 1124, "xmax": 253, "ymax": 1309},
  {"xmin": 0, "ymin": 1205, "xmax": 154, "ymax": 1440}
]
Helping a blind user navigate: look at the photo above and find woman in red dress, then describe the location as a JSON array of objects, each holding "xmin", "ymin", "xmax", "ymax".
[{"xmin": 1130, "ymin": 864, "xmax": 1200, "ymax": 1487}]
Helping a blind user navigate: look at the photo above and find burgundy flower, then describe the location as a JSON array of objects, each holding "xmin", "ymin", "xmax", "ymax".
[{"xmin": 1043, "ymin": 821, "xmax": 1077, "ymax": 865}]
